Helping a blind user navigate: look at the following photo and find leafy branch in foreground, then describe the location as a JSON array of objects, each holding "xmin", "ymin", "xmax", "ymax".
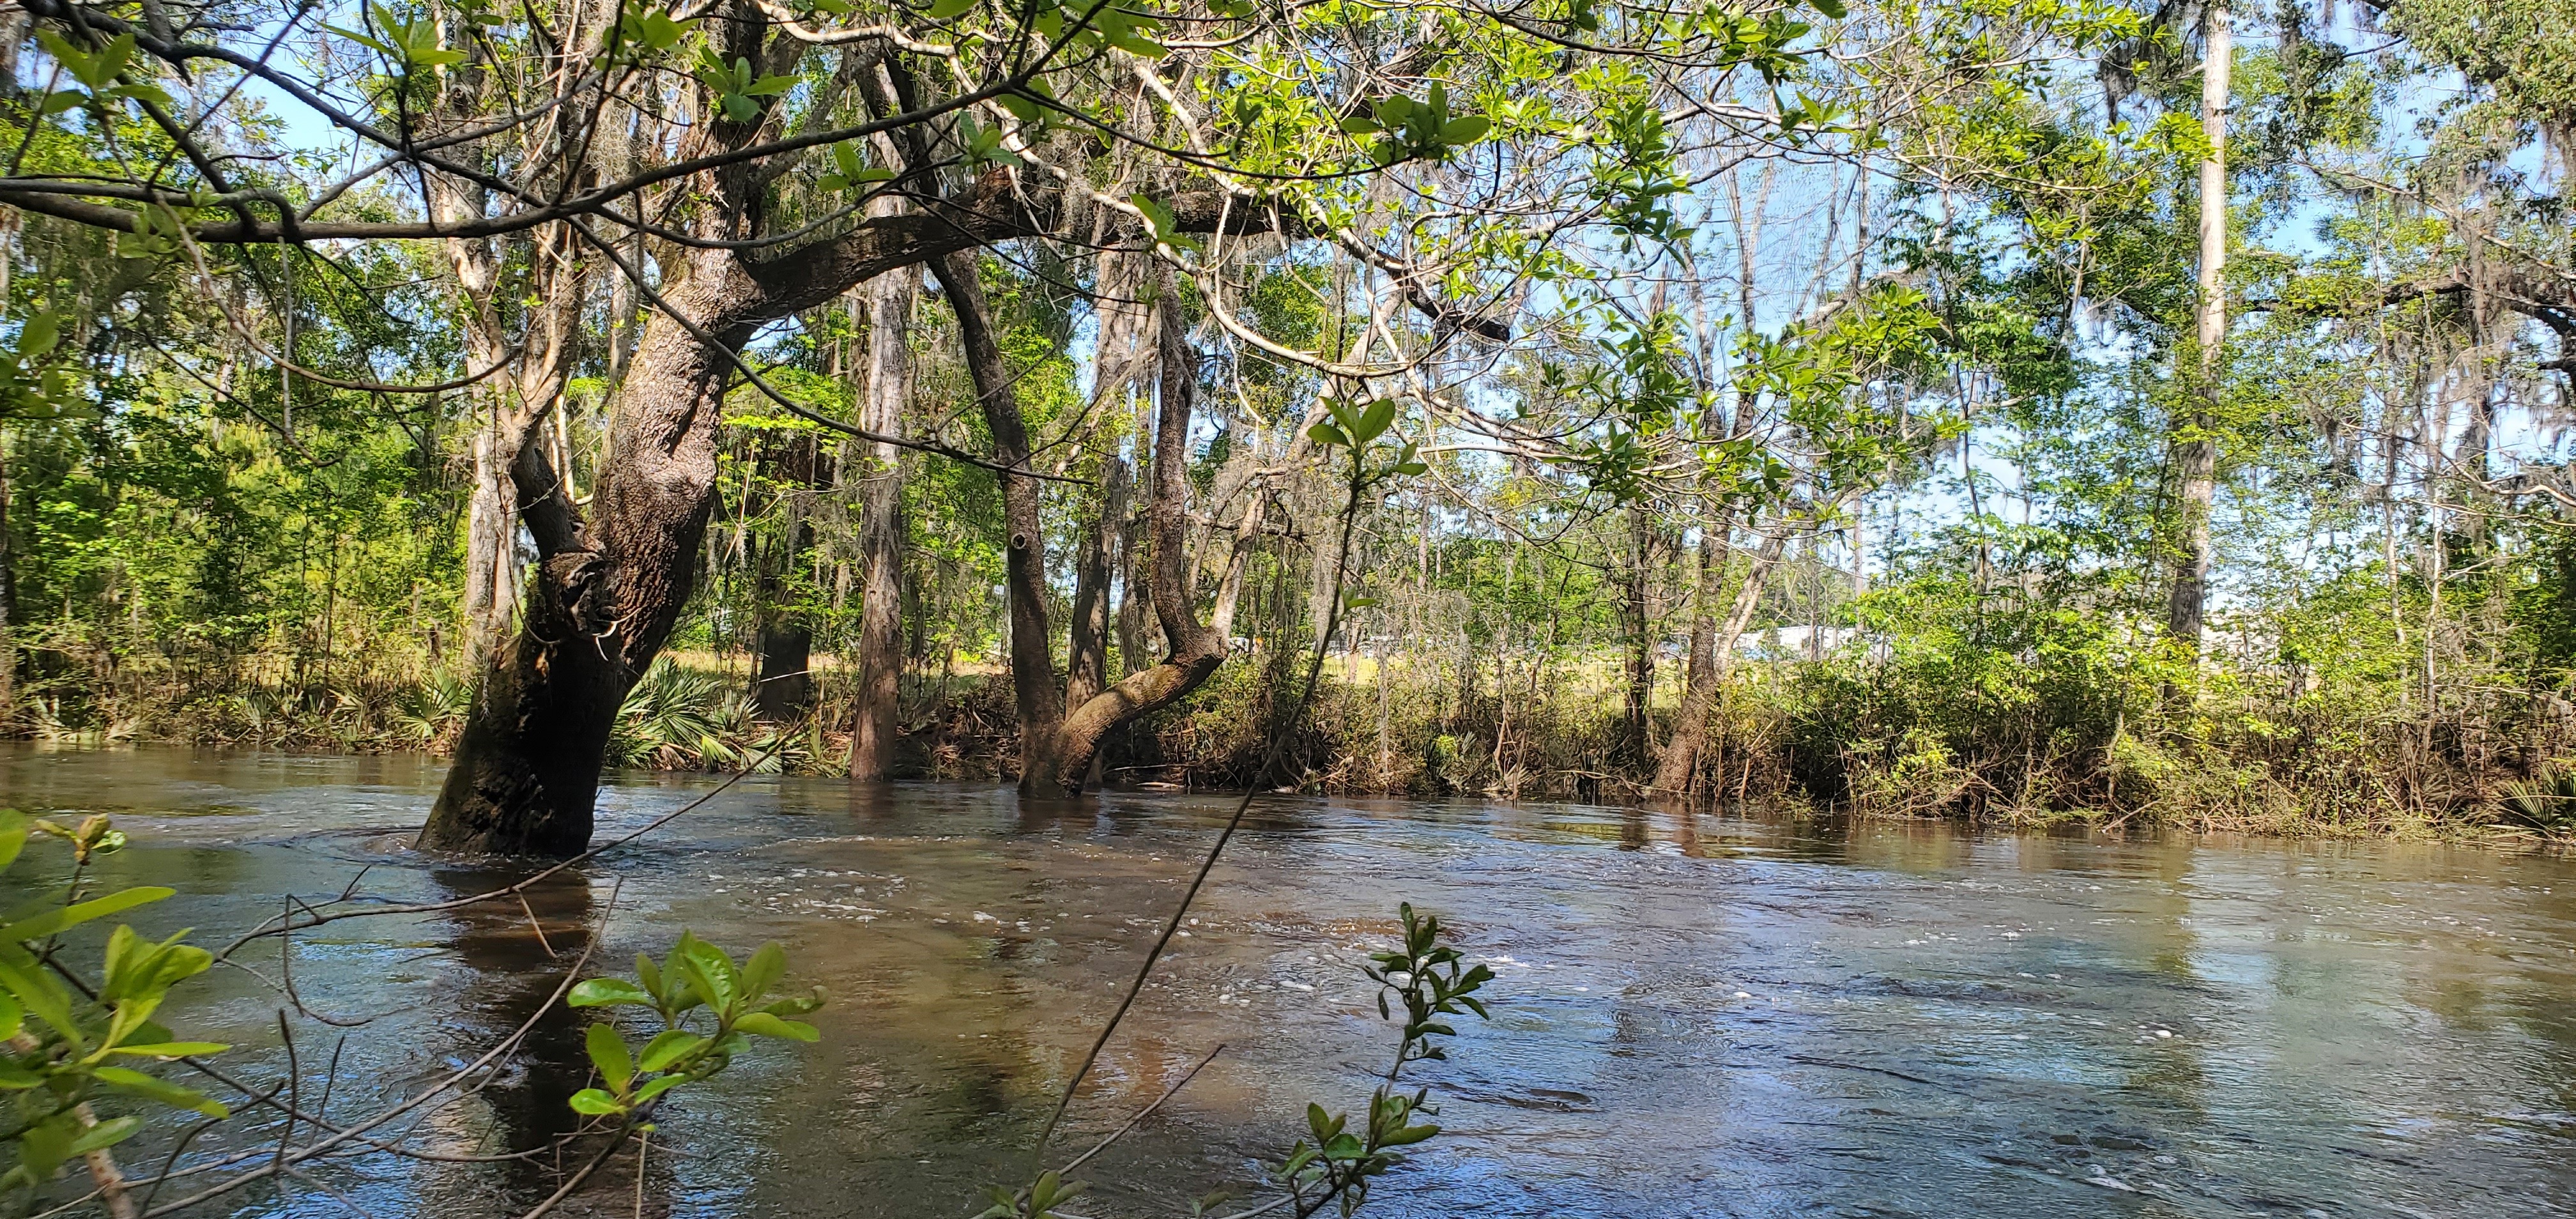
[
  {"xmin": 564, "ymin": 931, "xmax": 825, "ymax": 1121},
  {"xmin": 1275, "ymin": 903, "xmax": 1493, "ymax": 1218},
  {"xmin": 0, "ymin": 811, "xmax": 229, "ymax": 1202}
]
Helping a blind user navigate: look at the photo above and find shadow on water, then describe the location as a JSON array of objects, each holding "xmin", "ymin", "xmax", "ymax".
[{"xmin": 422, "ymin": 861, "xmax": 602, "ymax": 1207}]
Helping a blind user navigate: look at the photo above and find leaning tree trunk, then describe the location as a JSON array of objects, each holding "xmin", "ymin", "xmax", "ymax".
[
  {"xmin": 1065, "ymin": 457, "xmax": 1126, "ymax": 712},
  {"xmin": 1050, "ymin": 303, "xmax": 1231, "ymax": 792},
  {"xmin": 935, "ymin": 250, "xmax": 1069, "ymax": 792},
  {"xmin": 422, "ymin": 261, "xmax": 744, "ymax": 854}
]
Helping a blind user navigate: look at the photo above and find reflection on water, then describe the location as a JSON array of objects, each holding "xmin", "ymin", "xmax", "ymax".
[{"xmin": 6, "ymin": 743, "xmax": 2576, "ymax": 1217}]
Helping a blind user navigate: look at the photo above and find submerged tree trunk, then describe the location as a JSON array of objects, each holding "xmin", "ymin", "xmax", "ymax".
[
  {"xmin": 422, "ymin": 256, "xmax": 744, "ymax": 854},
  {"xmin": 935, "ymin": 250, "xmax": 1068, "ymax": 792},
  {"xmin": 2166, "ymin": 0, "xmax": 2229, "ymax": 650},
  {"xmin": 1051, "ymin": 303, "xmax": 1231, "ymax": 790},
  {"xmin": 939, "ymin": 251, "xmax": 1231, "ymax": 793},
  {"xmin": 848, "ymin": 266, "xmax": 915, "ymax": 781}
]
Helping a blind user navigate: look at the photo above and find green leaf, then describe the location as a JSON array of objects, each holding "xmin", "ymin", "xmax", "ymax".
[
  {"xmin": 632, "ymin": 1073, "xmax": 689, "ymax": 1103},
  {"xmin": 926, "ymin": 0, "xmax": 976, "ymax": 17},
  {"xmin": 4, "ymin": 885, "xmax": 174, "ymax": 942},
  {"xmin": 636, "ymin": 1029, "xmax": 708, "ymax": 1073},
  {"xmin": 672, "ymin": 935, "xmax": 740, "ymax": 1012},
  {"xmin": 0, "ymin": 949, "xmax": 78, "ymax": 1039},
  {"xmin": 1355, "ymin": 398, "xmax": 1397, "ymax": 443},
  {"xmin": 322, "ymin": 24, "xmax": 399, "ymax": 58},
  {"xmin": 585, "ymin": 1023, "xmax": 634, "ymax": 1090},
  {"xmin": 568, "ymin": 977, "xmax": 654, "ymax": 1008},
  {"xmin": 0, "ymin": 809, "xmax": 25, "ymax": 873},
  {"xmin": 93, "ymin": 1066, "xmax": 229, "ymax": 1118},
  {"xmin": 634, "ymin": 953, "xmax": 666, "ymax": 1006},
  {"xmin": 1307, "ymin": 422, "xmax": 1349, "ymax": 448},
  {"xmin": 742, "ymin": 942, "xmax": 786, "ymax": 1000},
  {"xmin": 102, "ymin": 1041, "xmax": 229, "ymax": 1059},
  {"xmin": 568, "ymin": 1087, "xmax": 625, "ymax": 1116},
  {"xmin": 1439, "ymin": 116, "xmax": 1491, "ymax": 144},
  {"xmin": 734, "ymin": 1012, "xmax": 820, "ymax": 1041},
  {"xmin": 1381, "ymin": 1120, "xmax": 1441, "ymax": 1146},
  {"xmin": 63, "ymin": 1116, "xmax": 140, "ymax": 1156}
]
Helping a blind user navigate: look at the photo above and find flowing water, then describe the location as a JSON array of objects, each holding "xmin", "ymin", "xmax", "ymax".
[{"xmin": 4, "ymin": 744, "xmax": 2575, "ymax": 1218}]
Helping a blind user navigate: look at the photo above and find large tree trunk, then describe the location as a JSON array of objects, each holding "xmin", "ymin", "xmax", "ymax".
[
  {"xmin": 2165, "ymin": 0, "xmax": 2229, "ymax": 650},
  {"xmin": 461, "ymin": 424, "xmax": 521, "ymax": 665},
  {"xmin": 422, "ymin": 259, "xmax": 744, "ymax": 854},
  {"xmin": 934, "ymin": 250, "xmax": 1068, "ymax": 792},
  {"xmin": 848, "ymin": 265, "xmax": 915, "ymax": 781}
]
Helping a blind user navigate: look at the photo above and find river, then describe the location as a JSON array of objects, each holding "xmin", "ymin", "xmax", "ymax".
[{"xmin": 3, "ymin": 744, "xmax": 2572, "ymax": 1218}]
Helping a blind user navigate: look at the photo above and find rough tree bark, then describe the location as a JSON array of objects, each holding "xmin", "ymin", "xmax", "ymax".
[
  {"xmin": 848, "ymin": 262, "xmax": 915, "ymax": 781},
  {"xmin": 422, "ymin": 250, "xmax": 750, "ymax": 854}
]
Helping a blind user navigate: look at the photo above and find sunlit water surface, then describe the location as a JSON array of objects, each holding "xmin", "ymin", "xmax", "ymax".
[{"xmin": 4, "ymin": 744, "xmax": 2575, "ymax": 1218}]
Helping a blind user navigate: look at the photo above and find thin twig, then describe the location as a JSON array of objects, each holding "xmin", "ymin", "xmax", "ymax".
[
  {"xmin": 219, "ymin": 741, "xmax": 779, "ymax": 959},
  {"xmin": 1033, "ymin": 457, "xmax": 1369, "ymax": 1160},
  {"xmin": 1055, "ymin": 1043, "xmax": 1225, "ymax": 1176},
  {"xmin": 517, "ymin": 892, "xmax": 556, "ymax": 958}
]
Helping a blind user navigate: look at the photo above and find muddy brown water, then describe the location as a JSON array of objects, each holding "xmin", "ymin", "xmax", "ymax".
[{"xmin": 4, "ymin": 744, "xmax": 2575, "ymax": 1217}]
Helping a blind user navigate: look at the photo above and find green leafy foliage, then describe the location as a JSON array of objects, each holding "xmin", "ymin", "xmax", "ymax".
[
  {"xmin": 0, "ymin": 811, "xmax": 230, "ymax": 1199},
  {"xmin": 693, "ymin": 49, "xmax": 800, "ymax": 124},
  {"xmin": 325, "ymin": 4, "xmax": 468, "ymax": 72},
  {"xmin": 1276, "ymin": 904, "xmax": 1491, "ymax": 1215},
  {"xmin": 565, "ymin": 933, "xmax": 824, "ymax": 1121}
]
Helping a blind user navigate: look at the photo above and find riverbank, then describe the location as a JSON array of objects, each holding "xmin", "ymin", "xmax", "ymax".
[{"xmin": 14, "ymin": 638, "xmax": 2566, "ymax": 843}]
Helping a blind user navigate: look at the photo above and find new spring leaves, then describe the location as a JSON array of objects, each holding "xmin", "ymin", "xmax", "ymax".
[
  {"xmin": 566, "ymin": 932, "xmax": 824, "ymax": 1121},
  {"xmin": 0, "ymin": 810, "xmax": 231, "ymax": 1199}
]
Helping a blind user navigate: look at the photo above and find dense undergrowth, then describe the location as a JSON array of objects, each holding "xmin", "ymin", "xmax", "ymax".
[{"xmin": 17, "ymin": 548, "xmax": 2572, "ymax": 843}]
